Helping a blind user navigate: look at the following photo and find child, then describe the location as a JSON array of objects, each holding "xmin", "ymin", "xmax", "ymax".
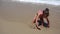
[{"xmin": 33, "ymin": 8, "xmax": 50, "ymax": 30}]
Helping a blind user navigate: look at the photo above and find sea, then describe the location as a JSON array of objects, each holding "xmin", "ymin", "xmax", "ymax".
[{"xmin": 12, "ymin": 0, "xmax": 60, "ymax": 6}]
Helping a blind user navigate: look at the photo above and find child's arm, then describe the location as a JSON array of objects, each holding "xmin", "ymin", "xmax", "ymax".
[
  {"xmin": 33, "ymin": 13, "xmax": 38, "ymax": 23},
  {"xmin": 46, "ymin": 17, "xmax": 50, "ymax": 27},
  {"xmin": 35, "ymin": 13, "xmax": 41, "ymax": 30}
]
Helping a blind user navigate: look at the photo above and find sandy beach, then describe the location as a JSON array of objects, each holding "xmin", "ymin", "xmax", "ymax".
[{"xmin": 0, "ymin": 0, "xmax": 60, "ymax": 34}]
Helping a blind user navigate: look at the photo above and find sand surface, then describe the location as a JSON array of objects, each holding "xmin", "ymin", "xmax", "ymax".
[{"xmin": 0, "ymin": 0, "xmax": 60, "ymax": 34}]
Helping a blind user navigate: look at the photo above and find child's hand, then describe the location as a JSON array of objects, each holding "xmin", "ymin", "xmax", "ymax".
[
  {"xmin": 37, "ymin": 27, "xmax": 41, "ymax": 30},
  {"xmin": 36, "ymin": 24, "xmax": 41, "ymax": 30}
]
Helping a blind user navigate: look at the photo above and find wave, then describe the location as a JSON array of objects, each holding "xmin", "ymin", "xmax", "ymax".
[{"xmin": 12, "ymin": 0, "xmax": 60, "ymax": 6}]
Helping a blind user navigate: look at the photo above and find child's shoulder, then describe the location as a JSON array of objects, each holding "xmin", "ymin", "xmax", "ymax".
[{"xmin": 37, "ymin": 10, "xmax": 43, "ymax": 15}]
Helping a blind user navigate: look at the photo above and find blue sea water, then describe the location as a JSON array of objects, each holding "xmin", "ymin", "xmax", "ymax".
[{"xmin": 12, "ymin": 0, "xmax": 60, "ymax": 6}]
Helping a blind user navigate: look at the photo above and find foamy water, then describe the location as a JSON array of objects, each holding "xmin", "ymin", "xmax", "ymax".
[{"xmin": 12, "ymin": 0, "xmax": 60, "ymax": 6}]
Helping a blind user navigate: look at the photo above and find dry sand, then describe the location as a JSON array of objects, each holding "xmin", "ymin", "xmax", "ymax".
[{"xmin": 0, "ymin": 0, "xmax": 60, "ymax": 34}]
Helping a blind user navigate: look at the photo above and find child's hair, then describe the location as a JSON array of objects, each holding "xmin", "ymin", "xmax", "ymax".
[{"xmin": 43, "ymin": 8, "xmax": 49, "ymax": 17}]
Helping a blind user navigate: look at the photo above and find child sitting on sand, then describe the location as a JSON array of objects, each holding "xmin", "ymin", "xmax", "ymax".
[{"xmin": 33, "ymin": 8, "xmax": 50, "ymax": 30}]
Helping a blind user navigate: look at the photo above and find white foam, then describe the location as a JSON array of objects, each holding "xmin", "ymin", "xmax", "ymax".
[{"xmin": 12, "ymin": 0, "xmax": 60, "ymax": 6}]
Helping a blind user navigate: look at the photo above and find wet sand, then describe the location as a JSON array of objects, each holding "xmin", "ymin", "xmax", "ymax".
[{"xmin": 0, "ymin": 0, "xmax": 60, "ymax": 34}]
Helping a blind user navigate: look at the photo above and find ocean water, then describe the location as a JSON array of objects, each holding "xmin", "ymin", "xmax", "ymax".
[{"xmin": 12, "ymin": 0, "xmax": 60, "ymax": 6}]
